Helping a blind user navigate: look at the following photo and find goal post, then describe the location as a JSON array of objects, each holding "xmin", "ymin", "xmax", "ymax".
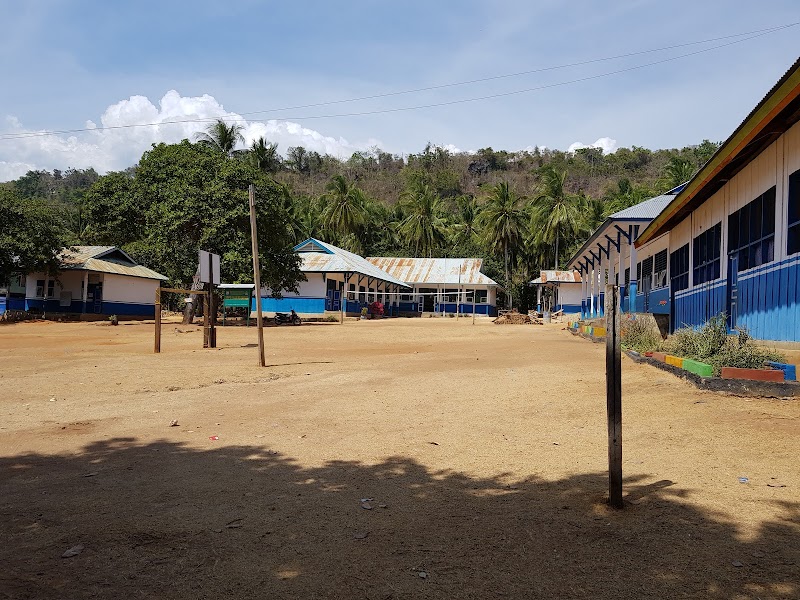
[{"xmin": 154, "ymin": 287, "xmax": 208, "ymax": 353}]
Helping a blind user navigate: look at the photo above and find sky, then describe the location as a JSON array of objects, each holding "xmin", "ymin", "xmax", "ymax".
[{"xmin": 0, "ymin": 0, "xmax": 798, "ymax": 181}]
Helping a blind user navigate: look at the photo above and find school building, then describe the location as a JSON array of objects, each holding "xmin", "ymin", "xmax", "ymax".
[
  {"xmin": 255, "ymin": 238, "xmax": 499, "ymax": 318},
  {"xmin": 569, "ymin": 57, "xmax": 800, "ymax": 343},
  {"xmin": 12, "ymin": 246, "xmax": 167, "ymax": 319}
]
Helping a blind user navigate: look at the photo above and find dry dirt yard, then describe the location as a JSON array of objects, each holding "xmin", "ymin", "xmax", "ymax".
[{"xmin": 0, "ymin": 317, "xmax": 798, "ymax": 599}]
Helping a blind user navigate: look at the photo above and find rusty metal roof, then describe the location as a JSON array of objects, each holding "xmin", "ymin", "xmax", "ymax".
[
  {"xmin": 365, "ymin": 257, "xmax": 498, "ymax": 286},
  {"xmin": 294, "ymin": 239, "xmax": 409, "ymax": 286},
  {"xmin": 59, "ymin": 246, "xmax": 167, "ymax": 280},
  {"xmin": 530, "ymin": 270, "xmax": 582, "ymax": 284}
]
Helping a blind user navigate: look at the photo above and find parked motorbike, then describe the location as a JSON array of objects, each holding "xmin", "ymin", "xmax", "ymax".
[{"xmin": 274, "ymin": 310, "xmax": 302, "ymax": 326}]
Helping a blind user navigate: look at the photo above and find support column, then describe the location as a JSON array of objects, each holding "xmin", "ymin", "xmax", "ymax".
[
  {"xmin": 82, "ymin": 271, "xmax": 89, "ymax": 314},
  {"xmin": 629, "ymin": 227, "xmax": 638, "ymax": 314},
  {"xmin": 582, "ymin": 266, "xmax": 588, "ymax": 319},
  {"xmin": 590, "ymin": 267, "xmax": 596, "ymax": 317}
]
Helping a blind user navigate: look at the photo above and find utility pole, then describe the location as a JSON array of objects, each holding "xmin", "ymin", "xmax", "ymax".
[{"xmin": 249, "ymin": 184, "xmax": 266, "ymax": 367}]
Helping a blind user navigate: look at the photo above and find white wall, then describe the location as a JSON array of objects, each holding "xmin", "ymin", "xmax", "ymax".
[
  {"xmin": 26, "ymin": 270, "xmax": 84, "ymax": 302},
  {"xmin": 103, "ymin": 274, "xmax": 160, "ymax": 304}
]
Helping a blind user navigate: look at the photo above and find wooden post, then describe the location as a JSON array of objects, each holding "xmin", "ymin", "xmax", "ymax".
[
  {"xmin": 203, "ymin": 284, "xmax": 210, "ymax": 348},
  {"xmin": 606, "ymin": 284, "xmax": 623, "ymax": 509},
  {"xmin": 249, "ymin": 184, "xmax": 266, "ymax": 367},
  {"xmin": 154, "ymin": 288, "xmax": 162, "ymax": 353}
]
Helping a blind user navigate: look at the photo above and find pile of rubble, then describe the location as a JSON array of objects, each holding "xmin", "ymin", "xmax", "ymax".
[{"xmin": 493, "ymin": 311, "xmax": 537, "ymax": 325}]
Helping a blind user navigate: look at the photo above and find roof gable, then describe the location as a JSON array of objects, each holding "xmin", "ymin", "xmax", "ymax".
[{"xmin": 294, "ymin": 239, "xmax": 333, "ymax": 254}]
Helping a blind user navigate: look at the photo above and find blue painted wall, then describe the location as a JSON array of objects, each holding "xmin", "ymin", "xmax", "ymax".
[
  {"xmin": 673, "ymin": 280, "xmax": 729, "ymax": 334},
  {"xmin": 255, "ymin": 296, "xmax": 326, "ymax": 315},
  {"xmin": 23, "ymin": 298, "xmax": 155, "ymax": 316}
]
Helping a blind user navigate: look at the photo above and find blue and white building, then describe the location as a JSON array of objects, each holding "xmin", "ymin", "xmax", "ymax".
[
  {"xmin": 567, "ymin": 187, "xmax": 684, "ymax": 320},
  {"xmin": 256, "ymin": 238, "xmax": 499, "ymax": 318},
  {"xmin": 17, "ymin": 246, "xmax": 167, "ymax": 319},
  {"xmin": 569, "ymin": 57, "xmax": 800, "ymax": 343}
]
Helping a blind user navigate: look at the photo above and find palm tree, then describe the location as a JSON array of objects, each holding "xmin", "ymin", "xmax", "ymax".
[
  {"xmin": 397, "ymin": 184, "xmax": 446, "ymax": 257},
  {"xmin": 663, "ymin": 157, "xmax": 695, "ymax": 189},
  {"xmin": 320, "ymin": 175, "xmax": 366, "ymax": 243},
  {"xmin": 529, "ymin": 166, "xmax": 582, "ymax": 269},
  {"xmin": 194, "ymin": 119, "xmax": 245, "ymax": 158},
  {"xmin": 448, "ymin": 194, "xmax": 480, "ymax": 251},
  {"xmin": 248, "ymin": 137, "xmax": 281, "ymax": 173},
  {"xmin": 476, "ymin": 181, "xmax": 527, "ymax": 308}
]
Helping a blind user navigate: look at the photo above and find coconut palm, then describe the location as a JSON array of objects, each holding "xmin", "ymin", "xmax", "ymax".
[
  {"xmin": 663, "ymin": 157, "xmax": 695, "ymax": 189},
  {"xmin": 194, "ymin": 119, "xmax": 245, "ymax": 158},
  {"xmin": 397, "ymin": 183, "xmax": 446, "ymax": 257},
  {"xmin": 476, "ymin": 181, "xmax": 527, "ymax": 308},
  {"xmin": 529, "ymin": 166, "xmax": 583, "ymax": 269},
  {"xmin": 320, "ymin": 175, "xmax": 366, "ymax": 242},
  {"xmin": 248, "ymin": 137, "xmax": 281, "ymax": 173}
]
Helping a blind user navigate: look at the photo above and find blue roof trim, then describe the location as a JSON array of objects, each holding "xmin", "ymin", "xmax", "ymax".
[{"xmin": 293, "ymin": 238, "xmax": 333, "ymax": 254}]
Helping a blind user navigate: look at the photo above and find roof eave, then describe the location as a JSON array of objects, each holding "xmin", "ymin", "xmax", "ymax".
[{"xmin": 637, "ymin": 57, "xmax": 800, "ymax": 246}]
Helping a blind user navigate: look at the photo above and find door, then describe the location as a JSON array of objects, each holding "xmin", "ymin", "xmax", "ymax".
[
  {"xmin": 727, "ymin": 254, "xmax": 738, "ymax": 330},
  {"xmin": 420, "ymin": 288, "xmax": 435, "ymax": 312},
  {"xmin": 325, "ymin": 279, "xmax": 338, "ymax": 311},
  {"xmin": 88, "ymin": 283, "xmax": 103, "ymax": 313}
]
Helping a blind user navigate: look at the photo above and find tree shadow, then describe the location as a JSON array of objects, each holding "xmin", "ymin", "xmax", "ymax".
[{"xmin": 1, "ymin": 439, "xmax": 797, "ymax": 599}]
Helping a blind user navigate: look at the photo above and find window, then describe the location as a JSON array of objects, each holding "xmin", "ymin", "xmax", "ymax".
[
  {"xmin": 400, "ymin": 293, "xmax": 414, "ymax": 301},
  {"xmin": 693, "ymin": 222, "xmax": 721, "ymax": 285},
  {"xmin": 728, "ymin": 186, "xmax": 776, "ymax": 271},
  {"xmin": 36, "ymin": 280, "xmax": 45, "ymax": 297},
  {"xmin": 636, "ymin": 262, "xmax": 641, "ymax": 282},
  {"xmin": 464, "ymin": 289, "xmax": 475, "ymax": 303},
  {"xmin": 359, "ymin": 285, "xmax": 365, "ymax": 302},
  {"xmin": 475, "ymin": 289, "xmax": 488, "ymax": 303},
  {"xmin": 368, "ymin": 287, "xmax": 375, "ymax": 301},
  {"xmin": 670, "ymin": 244, "xmax": 690, "ymax": 292},
  {"xmin": 443, "ymin": 289, "xmax": 459, "ymax": 302},
  {"xmin": 641, "ymin": 256, "xmax": 653, "ymax": 290},
  {"xmin": 789, "ymin": 169, "xmax": 800, "ymax": 256},
  {"xmin": 348, "ymin": 283, "xmax": 355, "ymax": 301},
  {"xmin": 653, "ymin": 250, "xmax": 668, "ymax": 288},
  {"xmin": 624, "ymin": 267, "xmax": 630, "ymax": 288},
  {"xmin": 48, "ymin": 280, "xmax": 54, "ymax": 298}
]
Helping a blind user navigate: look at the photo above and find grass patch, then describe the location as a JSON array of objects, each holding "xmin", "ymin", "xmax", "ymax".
[{"xmin": 620, "ymin": 314, "xmax": 663, "ymax": 353}]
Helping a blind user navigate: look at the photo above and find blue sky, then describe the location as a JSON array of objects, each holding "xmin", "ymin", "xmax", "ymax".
[{"xmin": 1, "ymin": 0, "xmax": 798, "ymax": 180}]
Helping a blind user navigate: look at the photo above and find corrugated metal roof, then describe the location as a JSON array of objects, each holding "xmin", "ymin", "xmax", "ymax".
[
  {"xmin": 540, "ymin": 270, "xmax": 581, "ymax": 283},
  {"xmin": 565, "ymin": 189, "xmax": 681, "ymax": 270},
  {"xmin": 294, "ymin": 239, "xmax": 409, "ymax": 286},
  {"xmin": 608, "ymin": 192, "xmax": 677, "ymax": 220},
  {"xmin": 365, "ymin": 257, "xmax": 498, "ymax": 286},
  {"xmin": 59, "ymin": 246, "xmax": 167, "ymax": 280}
]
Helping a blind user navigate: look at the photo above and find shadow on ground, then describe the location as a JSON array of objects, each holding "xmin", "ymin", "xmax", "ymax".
[{"xmin": 1, "ymin": 439, "xmax": 797, "ymax": 599}]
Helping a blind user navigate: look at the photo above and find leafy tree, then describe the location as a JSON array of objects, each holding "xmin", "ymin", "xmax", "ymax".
[
  {"xmin": 82, "ymin": 171, "xmax": 143, "ymax": 245},
  {"xmin": 476, "ymin": 181, "xmax": 527, "ymax": 308},
  {"xmin": 397, "ymin": 183, "xmax": 446, "ymax": 257},
  {"xmin": 0, "ymin": 188, "xmax": 65, "ymax": 284},
  {"xmin": 85, "ymin": 141, "xmax": 303, "ymax": 298},
  {"xmin": 194, "ymin": 119, "xmax": 245, "ymax": 158}
]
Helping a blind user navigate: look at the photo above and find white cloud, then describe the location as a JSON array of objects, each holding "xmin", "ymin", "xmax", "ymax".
[
  {"xmin": 0, "ymin": 91, "xmax": 384, "ymax": 181},
  {"xmin": 567, "ymin": 137, "xmax": 618, "ymax": 155}
]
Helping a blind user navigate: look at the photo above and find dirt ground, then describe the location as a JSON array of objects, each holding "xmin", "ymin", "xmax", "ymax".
[{"xmin": 0, "ymin": 317, "xmax": 798, "ymax": 599}]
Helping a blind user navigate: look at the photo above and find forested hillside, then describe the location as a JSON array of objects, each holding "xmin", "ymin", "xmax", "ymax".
[{"xmin": 1, "ymin": 122, "xmax": 719, "ymax": 308}]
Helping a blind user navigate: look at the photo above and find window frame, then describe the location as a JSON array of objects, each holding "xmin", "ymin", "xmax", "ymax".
[
  {"xmin": 692, "ymin": 222, "xmax": 722, "ymax": 285},
  {"xmin": 653, "ymin": 250, "xmax": 668, "ymax": 289},
  {"xmin": 669, "ymin": 244, "xmax": 690, "ymax": 293},
  {"xmin": 728, "ymin": 186, "xmax": 776, "ymax": 271},
  {"xmin": 788, "ymin": 169, "xmax": 800, "ymax": 256}
]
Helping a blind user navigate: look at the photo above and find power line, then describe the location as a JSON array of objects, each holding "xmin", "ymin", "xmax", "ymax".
[{"xmin": 1, "ymin": 23, "xmax": 796, "ymax": 142}]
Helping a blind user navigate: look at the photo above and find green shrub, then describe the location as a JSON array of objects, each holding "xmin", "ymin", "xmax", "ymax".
[
  {"xmin": 325, "ymin": 315, "xmax": 340, "ymax": 322},
  {"xmin": 664, "ymin": 314, "xmax": 785, "ymax": 376}
]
